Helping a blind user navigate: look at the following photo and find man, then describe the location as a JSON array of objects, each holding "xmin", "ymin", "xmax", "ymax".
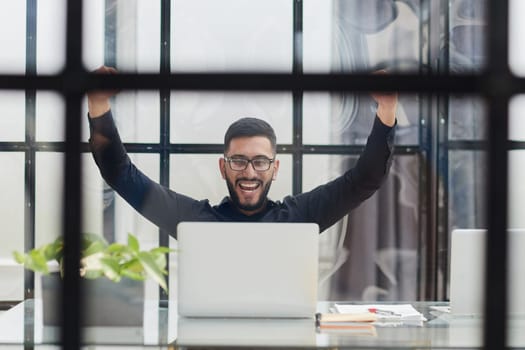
[{"xmin": 88, "ymin": 66, "xmax": 397, "ymax": 237}]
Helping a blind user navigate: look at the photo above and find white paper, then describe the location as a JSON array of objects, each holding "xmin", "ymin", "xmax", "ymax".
[{"xmin": 334, "ymin": 304, "xmax": 427, "ymax": 322}]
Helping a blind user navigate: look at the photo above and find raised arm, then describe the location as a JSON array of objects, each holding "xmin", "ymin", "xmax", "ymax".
[
  {"xmin": 87, "ymin": 66, "xmax": 119, "ymax": 118},
  {"xmin": 87, "ymin": 66, "xmax": 204, "ymax": 236}
]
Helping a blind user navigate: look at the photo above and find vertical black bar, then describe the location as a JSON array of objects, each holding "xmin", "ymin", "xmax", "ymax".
[
  {"xmin": 159, "ymin": 0, "xmax": 171, "ymax": 303},
  {"xmin": 63, "ymin": 0, "xmax": 85, "ymax": 348},
  {"xmin": 102, "ymin": 0, "xmax": 117, "ymax": 242},
  {"xmin": 24, "ymin": 0, "xmax": 37, "ymax": 347},
  {"xmin": 484, "ymin": 0, "xmax": 509, "ymax": 349},
  {"xmin": 24, "ymin": 0, "xmax": 37, "ymax": 300},
  {"xmin": 292, "ymin": 0, "xmax": 303, "ymax": 195}
]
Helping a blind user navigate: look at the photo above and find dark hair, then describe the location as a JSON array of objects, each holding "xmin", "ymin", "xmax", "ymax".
[{"xmin": 224, "ymin": 117, "xmax": 277, "ymax": 154}]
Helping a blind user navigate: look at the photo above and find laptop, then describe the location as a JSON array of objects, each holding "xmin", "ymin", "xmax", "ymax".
[
  {"xmin": 449, "ymin": 228, "xmax": 525, "ymax": 315},
  {"xmin": 176, "ymin": 222, "xmax": 319, "ymax": 318}
]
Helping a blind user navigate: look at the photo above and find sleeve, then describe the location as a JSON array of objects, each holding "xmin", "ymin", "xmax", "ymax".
[
  {"xmin": 88, "ymin": 111, "xmax": 203, "ymax": 235},
  {"xmin": 292, "ymin": 115, "xmax": 395, "ymax": 232}
]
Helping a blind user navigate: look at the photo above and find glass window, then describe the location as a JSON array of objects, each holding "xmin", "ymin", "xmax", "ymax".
[
  {"xmin": 170, "ymin": 0, "xmax": 292, "ymax": 72},
  {"xmin": 0, "ymin": 1, "xmax": 25, "ymax": 74},
  {"xmin": 0, "ymin": 153, "xmax": 25, "ymax": 301},
  {"xmin": 170, "ymin": 92, "xmax": 292, "ymax": 144},
  {"xmin": 83, "ymin": 0, "xmax": 160, "ymax": 72},
  {"xmin": 509, "ymin": 0, "xmax": 525, "ymax": 75},
  {"xmin": 303, "ymin": 92, "xmax": 419, "ymax": 145},
  {"xmin": 449, "ymin": 0, "xmax": 487, "ymax": 73},
  {"xmin": 37, "ymin": 0, "xmax": 67, "ymax": 74},
  {"xmin": 0, "ymin": 91, "xmax": 25, "ymax": 142},
  {"xmin": 36, "ymin": 92, "xmax": 66, "ymax": 142},
  {"xmin": 304, "ymin": 0, "xmax": 423, "ymax": 74}
]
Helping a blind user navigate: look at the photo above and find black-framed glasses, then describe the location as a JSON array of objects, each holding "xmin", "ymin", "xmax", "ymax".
[{"xmin": 224, "ymin": 156, "xmax": 275, "ymax": 172}]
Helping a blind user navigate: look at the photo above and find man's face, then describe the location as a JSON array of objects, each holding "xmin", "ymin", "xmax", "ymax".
[{"xmin": 219, "ymin": 136, "xmax": 279, "ymax": 216}]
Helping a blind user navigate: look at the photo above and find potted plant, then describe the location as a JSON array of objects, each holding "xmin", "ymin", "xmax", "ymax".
[{"xmin": 13, "ymin": 232, "xmax": 173, "ymax": 327}]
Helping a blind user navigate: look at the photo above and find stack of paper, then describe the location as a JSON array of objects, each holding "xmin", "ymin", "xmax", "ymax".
[{"xmin": 317, "ymin": 304, "xmax": 427, "ymax": 328}]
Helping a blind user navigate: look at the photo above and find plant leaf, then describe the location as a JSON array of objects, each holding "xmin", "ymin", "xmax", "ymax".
[
  {"xmin": 137, "ymin": 252, "xmax": 168, "ymax": 293},
  {"xmin": 12, "ymin": 251, "xmax": 26, "ymax": 264},
  {"xmin": 83, "ymin": 240, "xmax": 106, "ymax": 258},
  {"xmin": 150, "ymin": 247, "xmax": 174, "ymax": 254},
  {"xmin": 127, "ymin": 233, "xmax": 140, "ymax": 253},
  {"xmin": 99, "ymin": 257, "xmax": 121, "ymax": 282},
  {"xmin": 27, "ymin": 250, "xmax": 49, "ymax": 274}
]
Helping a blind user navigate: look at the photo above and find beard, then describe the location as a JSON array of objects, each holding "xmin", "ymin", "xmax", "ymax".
[{"xmin": 226, "ymin": 177, "xmax": 273, "ymax": 214}]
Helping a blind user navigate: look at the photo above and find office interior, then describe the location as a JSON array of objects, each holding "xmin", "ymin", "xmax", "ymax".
[{"xmin": 0, "ymin": 0, "xmax": 524, "ymax": 349}]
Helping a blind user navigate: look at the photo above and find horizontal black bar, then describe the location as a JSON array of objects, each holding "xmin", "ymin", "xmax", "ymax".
[
  {"xmin": 4, "ymin": 140, "xmax": 525, "ymax": 154},
  {"xmin": 447, "ymin": 140, "xmax": 525, "ymax": 150},
  {"xmin": 0, "ymin": 72, "xmax": 523, "ymax": 94}
]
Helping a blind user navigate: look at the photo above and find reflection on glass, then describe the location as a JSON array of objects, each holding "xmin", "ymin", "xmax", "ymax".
[
  {"xmin": 447, "ymin": 151, "xmax": 486, "ymax": 232},
  {"xmin": 304, "ymin": 92, "xmax": 419, "ymax": 145},
  {"xmin": 170, "ymin": 92, "xmax": 292, "ymax": 144},
  {"xmin": 448, "ymin": 0, "xmax": 487, "ymax": 72},
  {"xmin": 304, "ymin": 155, "xmax": 420, "ymax": 302},
  {"xmin": 171, "ymin": 0, "xmax": 292, "ymax": 72},
  {"xmin": 448, "ymin": 95, "xmax": 487, "ymax": 140},
  {"xmin": 304, "ymin": 0, "xmax": 422, "ymax": 74}
]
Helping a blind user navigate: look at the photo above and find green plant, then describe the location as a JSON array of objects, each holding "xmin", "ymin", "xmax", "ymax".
[{"xmin": 13, "ymin": 233, "xmax": 173, "ymax": 293}]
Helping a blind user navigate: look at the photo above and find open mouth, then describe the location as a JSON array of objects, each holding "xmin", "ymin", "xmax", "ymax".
[{"xmin": 237, "ymin": 180, "xmax": 261, "ymax": 192}]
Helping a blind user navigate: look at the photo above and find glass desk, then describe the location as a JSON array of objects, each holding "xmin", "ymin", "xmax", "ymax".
[{"xmin": 0, "ymin": 299, "xmax": 524, "ymax": 349}]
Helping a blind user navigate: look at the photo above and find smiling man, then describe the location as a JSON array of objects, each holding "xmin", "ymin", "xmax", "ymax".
[{"xmin": 87, "ymin": 66, "xmax": 396, "ymax": 237}]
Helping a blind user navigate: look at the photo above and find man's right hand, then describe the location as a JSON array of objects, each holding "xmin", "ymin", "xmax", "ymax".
[{"xmin": 87, "ymin": 66, "xmax": 119, "ymax": 118}]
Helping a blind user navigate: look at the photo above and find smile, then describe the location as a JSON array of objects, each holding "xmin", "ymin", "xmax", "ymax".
[{"xmin": 238, "ymin": 180, "xmax": 261, "ymax": 192}]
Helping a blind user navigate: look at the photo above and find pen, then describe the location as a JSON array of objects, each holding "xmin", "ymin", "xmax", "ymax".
[{"xmin": 368, "ymin": 308, "xmax": 401, "ymax": 317}]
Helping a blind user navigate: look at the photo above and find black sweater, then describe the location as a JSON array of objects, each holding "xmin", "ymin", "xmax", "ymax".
[{"xmin": 89, "ymin": 111, "xmax": 395, "ymax": 238}]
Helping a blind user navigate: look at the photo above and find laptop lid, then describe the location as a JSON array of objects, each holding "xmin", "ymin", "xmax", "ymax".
[
  {"xmin": 176, "ymin": 222, "xmax": 319, "ymax": 318},
  {"xmin": 450, "ymin": 228, "xmax": 525, "ymax": 315}
]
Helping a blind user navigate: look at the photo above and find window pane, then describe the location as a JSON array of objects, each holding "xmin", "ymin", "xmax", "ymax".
[
  {"xmin": 36, "ymin": 92, "xmax": 65, "ymax": 142},
  {"xmin": 0, "ymin": 153, "xmax": 25, "ymax": 301},
  {"xmin": 170, "ymin": 92, "xmax": 292, "ymax": 144},
  {"xmin": 78, "ymin": 91, "xmax": 159, "ymax": 143},
  {"xmin": 37, "ymin": 0, "xmax": 66, "ymax": 74},
  {"xmin": 509, "ymin": 95, "xmax": 525, "ymax": 142},
  {"xmin": 448, "ymin": 95, "xmax": 487, "ymax": 140},
  {"xmin": 0, "ymin": 1, "xmax": 25, "ymax": 74},
  {"xmin": 449, "ymin": 0, "xmax": 487, "ymax": 73},
  {"xmin": 304, "ymin": 154, "xmax": 420, "ymax": 301},
  {"xmin": 304, "ymin": 0, "xmax": 423, "ymax": 74},
  {"xmin": 509, "ymin": 0, "xmax": 524, "ymax": 75},
  {"xmin": 0, "ymin": 91, "xmax": 25, "ymax": 141},
  {"xmin": 448, "ymin": 150, "xmax": 487, "ymax": 231},
  {"xmin": 112, "ymin": 91, "xmax": 160, "ymax": 143},
  {"xmin": 170, "ymin": 154, "xmax": 292, "ymax": 209},
  {"xmin": 83, "ymin": 0, "xmax": 160, "ymax": 72},
  {"xmin": 303, "ymin": 92, "xmax": 419, "ymax": 145},
  {"xmin": 171, "ymin": 0, "xmax": 292, "ymax": 72}
]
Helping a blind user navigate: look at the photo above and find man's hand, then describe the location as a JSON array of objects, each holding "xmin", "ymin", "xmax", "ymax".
[
  {"xmin": 87, "ymin": 66, "xmax": 119, "ymax": 118},
  {"xmin": 370, "ymin": 70, "xmax": 397, "ymax": 127}
]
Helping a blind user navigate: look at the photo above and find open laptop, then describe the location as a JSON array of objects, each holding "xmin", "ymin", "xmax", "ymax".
[
  {"xmin": 449, "ymin": 228, "xmax": 525, "ymax": 316},
  {"xmin": 176, "ymin": 222, "xmax": 319, "ymax": 318}
]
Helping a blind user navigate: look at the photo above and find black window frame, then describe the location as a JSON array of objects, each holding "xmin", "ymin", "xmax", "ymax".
[{"xmin": 0, "ymin": 0, "xmax": 518, "ymax": 348}]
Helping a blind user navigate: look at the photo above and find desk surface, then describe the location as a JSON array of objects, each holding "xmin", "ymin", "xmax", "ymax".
[{"xmin": 0, "ymin": 299, "xmax": 524, "ymax": 349}]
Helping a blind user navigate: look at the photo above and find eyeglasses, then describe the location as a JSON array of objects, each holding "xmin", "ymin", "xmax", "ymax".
[{"xmin": 224, "ymin": 156, "xmax": 275, "ymax": 172}]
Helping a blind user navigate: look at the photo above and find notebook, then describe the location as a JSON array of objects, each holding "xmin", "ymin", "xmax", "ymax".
[
  {"xmin": 176, "ymin": 221, "xmax": 319, "ymax": 318},
  {"xmin": 449, "ymin": 228, "xmax": 525, "ymax": 315}
]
